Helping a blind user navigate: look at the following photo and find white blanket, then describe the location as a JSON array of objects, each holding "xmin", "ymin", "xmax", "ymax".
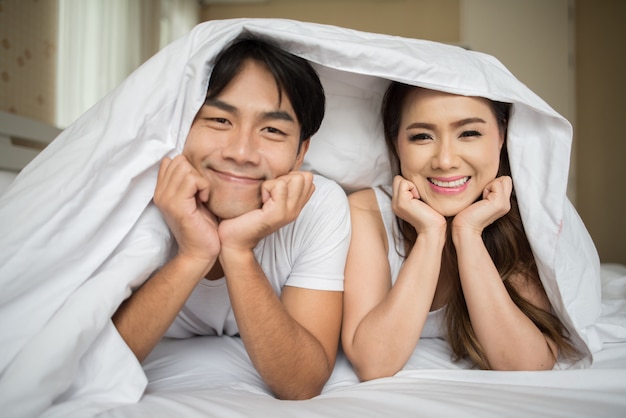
[{"xmin": 0, "ymin": 18, "xmax": 611, "ymax": 417}]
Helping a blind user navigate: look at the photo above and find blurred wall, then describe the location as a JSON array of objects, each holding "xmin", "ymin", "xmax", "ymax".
[
  {"xmin": 0, "ymin": 0, "xmax": 57, "ymax": 125},
  {"xmin": 460, "ymin": 0, "xmax": 575, "ymax": 199},
  {"xmin": 575, "ymin": 0, "xmax": 626, "ymax": 265},
  {"xmin": 201, "ymin": 0, "xmax": 460, "ymax": 43}
]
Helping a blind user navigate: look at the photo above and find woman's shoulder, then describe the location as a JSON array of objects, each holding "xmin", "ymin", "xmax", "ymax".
[
  {"xmin": 348, "ymin": 187, "xmax": 386, "ymax": 216},
  {"xmin": 348, "ymin": 188, "xmax": 389, "ymax": 248},
  {"xmin": 349, "ymin": 185, "xmax": 391, "ymax": 208},
  {"xmin": 348, "ymin": 187, "xmax": 375, "ymax": 204}
]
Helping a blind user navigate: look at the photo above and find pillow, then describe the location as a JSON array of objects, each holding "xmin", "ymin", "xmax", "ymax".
[{"xmin": 302, "ymin": 64, "xmax": 392, "ymax": 193}]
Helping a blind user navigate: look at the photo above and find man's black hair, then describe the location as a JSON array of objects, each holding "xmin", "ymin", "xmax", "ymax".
[{"xmin": 207, "ymin": 37, "xmax": 325, "ymax": 144}]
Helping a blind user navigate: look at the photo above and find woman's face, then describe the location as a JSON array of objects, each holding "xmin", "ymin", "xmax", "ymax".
[{"xmin": 396, "ymin": 88, "xmax": 505, "ymax": 217}]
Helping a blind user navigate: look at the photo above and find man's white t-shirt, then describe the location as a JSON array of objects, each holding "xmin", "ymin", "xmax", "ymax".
[{"xmin": 165, "ymin": 175, "xmax": 350, "ymax": 338}]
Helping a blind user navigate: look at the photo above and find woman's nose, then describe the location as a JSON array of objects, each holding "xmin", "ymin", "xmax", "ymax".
[{"xmin": 432, "ymin": 140, "xmax": 459, "ymax": 170}]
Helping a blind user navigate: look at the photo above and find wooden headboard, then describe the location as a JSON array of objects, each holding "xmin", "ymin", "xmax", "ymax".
[{"xmin": 0, "ymin": 111, "xmax": 62, "ymax": 172}]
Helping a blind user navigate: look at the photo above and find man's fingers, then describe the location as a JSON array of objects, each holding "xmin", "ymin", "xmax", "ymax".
[
  {"xmin": 261, "ymin": 172, "xmax": 314, "ymax": 220},
  {"xmin": 155, "ymin": 155, "xmax": 210, "ymax": 208},
  {"xmin": 286, "ymin": 172, "xmax": 315, "ymax": 207},
  {"xmin": 264, "ymin": 172, "xmax": 313, "ymax": 202}
]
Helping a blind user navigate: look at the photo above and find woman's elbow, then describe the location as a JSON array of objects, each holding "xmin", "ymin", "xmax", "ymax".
[
  {"xmin": 490, "ymin": 355, "xmax": 556, "ymax": 371},
  {"xmin": 351, "ymin": 358, "xmax": 401, "ymax": 382}
]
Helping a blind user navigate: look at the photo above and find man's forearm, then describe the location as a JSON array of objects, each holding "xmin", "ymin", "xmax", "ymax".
[
  {"xmin": 222, "ymin": 250, "xmax": 332, "ymax": 400},
  {"xmin": 113, "ymin": 255, "xmax": 209, "ymax": 362}
]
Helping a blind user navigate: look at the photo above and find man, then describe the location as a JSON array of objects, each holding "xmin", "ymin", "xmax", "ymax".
[{"xmin": 112, "ymin": 38, "xmax": 350, "ymax": 400}]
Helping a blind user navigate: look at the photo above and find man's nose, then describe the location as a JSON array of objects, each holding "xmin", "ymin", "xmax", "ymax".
[{"xmin": 222, "ymin": 128, "xmax": 261, "ymax": 165}]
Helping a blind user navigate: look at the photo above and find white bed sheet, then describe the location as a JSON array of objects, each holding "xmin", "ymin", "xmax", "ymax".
[{"xmin": 98, "ymin": 264, "xmax": 626, "ymax": 418}]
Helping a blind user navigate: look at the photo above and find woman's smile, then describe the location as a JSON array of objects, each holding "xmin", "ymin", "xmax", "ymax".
[{"xmin": 428, "ymin": 176, "xmax": 471, "ymax": 195}]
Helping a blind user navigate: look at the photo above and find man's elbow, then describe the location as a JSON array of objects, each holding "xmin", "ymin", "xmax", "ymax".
[
  {"xmin": 271, "ymin": 369, "xmax": 330, "ymax": 400},
  {"xmin": 275, "ymin": 386, "xmax": 322, "ymax": 401}
]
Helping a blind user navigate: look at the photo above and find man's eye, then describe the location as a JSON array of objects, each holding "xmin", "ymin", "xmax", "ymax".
[
  {"xmin": 203, "ymin": 117, "xmax": 232, "ymax": 128},
  {"xmin": 264, "ymin": 127, "xmax": 285, "ymax": 135}
]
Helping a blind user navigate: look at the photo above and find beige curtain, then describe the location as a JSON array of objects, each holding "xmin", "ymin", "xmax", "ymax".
[{"xmin": 56, "ymin": 0, "xmax": 199, "ymax": 128}]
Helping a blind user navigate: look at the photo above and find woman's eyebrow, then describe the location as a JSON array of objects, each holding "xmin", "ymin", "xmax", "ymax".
[
  {"xmin": 452, "ymin": 117, "xmax": 486, "ymax": 127},
  {"xmin": 406, "ymin": 118, "xmax": 486, "ymax": 131},
  {"xmin": 406, "ymin": 122, "xmax": 435, "ymax": 130},
  {"xmin": 407, "ymin": 117, "xmax": 487, "ymax": 131}
]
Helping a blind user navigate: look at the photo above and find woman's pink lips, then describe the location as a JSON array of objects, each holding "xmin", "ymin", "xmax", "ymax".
[{"xmin": 428, "ymin": 176, "xmax": 470, "ymax": 195}]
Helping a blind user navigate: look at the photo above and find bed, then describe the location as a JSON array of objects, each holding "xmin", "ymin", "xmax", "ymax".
[
  {"xmin": 0, "ymin": 110, "xmax": 61, "ymax": 192},
  {"xmin": 0, "ymin": 19, "xmax": 625, "ymax": 418}
]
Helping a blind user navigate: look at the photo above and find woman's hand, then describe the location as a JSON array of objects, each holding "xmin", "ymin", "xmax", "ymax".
[
  {"xmin": 391, "ymin": 175, "xmax": 446, "ymax": 235},
  {"xmin": 452, "ymin": 175, "xmax": 512, "ymax": 238}
]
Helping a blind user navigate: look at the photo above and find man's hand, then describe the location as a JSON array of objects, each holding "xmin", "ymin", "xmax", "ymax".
[
  {"xmin": 391, "ymin": 175, "xmax": 446, "ymax": 235},
  {"xmin": 218, "ymin": 171, "xmax": 315, "ymax": 251},
  {"xmin": 154, "ymin": 155, "xmax": 220, "ymax": 275},
  {"xmin": 214, "ymin": 172, "xmax": 343, "ymax": 399},
  {"xmin": 114, "ymin": 155, "xmax": 222, "ymax": 361}
]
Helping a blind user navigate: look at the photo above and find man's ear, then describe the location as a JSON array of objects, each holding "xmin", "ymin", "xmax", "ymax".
[{"xmin": 293, "ymin": 138, "xmax": 311, "ymax": 170}]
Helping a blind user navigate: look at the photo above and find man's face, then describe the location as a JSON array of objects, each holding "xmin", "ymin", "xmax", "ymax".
[{"xmin": 183, "ymin": 59, "xmax": 307, "ymax": 220}]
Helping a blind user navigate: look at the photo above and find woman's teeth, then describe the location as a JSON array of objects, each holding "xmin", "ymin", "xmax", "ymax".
[{"xmin": 429, "ymin": 177, "xmax": 469, "ymax": 188}]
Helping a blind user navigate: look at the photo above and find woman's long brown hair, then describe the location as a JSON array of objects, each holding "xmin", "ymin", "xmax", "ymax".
[{"xmin": 381, "ymin": 82, "xmax": 581, "ymax": 369}]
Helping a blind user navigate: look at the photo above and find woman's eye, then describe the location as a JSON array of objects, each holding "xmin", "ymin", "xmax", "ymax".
[
  {"xmin": 460, "ymin": 130, "xmax": 481, "ymax": 138},
  {"xmin": 211, "ymin": 117, "xmax": 229, "ymax": 124},
  {"xmin": 409, "ymin": 133, "xmax": 432, "ymax": 141}
]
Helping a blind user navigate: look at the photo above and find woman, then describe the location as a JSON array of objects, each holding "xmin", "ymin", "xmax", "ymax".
[{"xmin": 341, "ymin": 83, "xmax": 581, "ymax": 381}]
